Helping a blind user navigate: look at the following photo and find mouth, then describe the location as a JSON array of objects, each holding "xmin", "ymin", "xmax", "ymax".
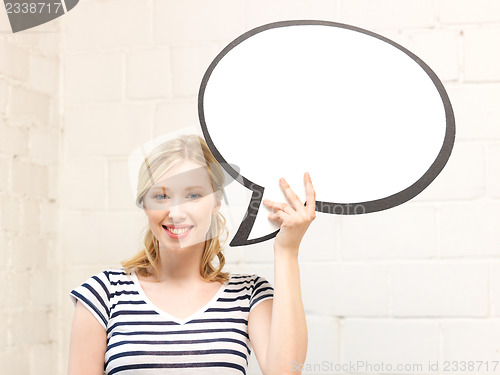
[{"xmin": 162, "ymin": 225, "xmax": 194, "ymax": 239}]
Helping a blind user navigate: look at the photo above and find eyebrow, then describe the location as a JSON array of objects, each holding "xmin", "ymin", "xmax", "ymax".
[{"xmin": 149, "ymin": 185, "xmax": 207, "ymax": 192}]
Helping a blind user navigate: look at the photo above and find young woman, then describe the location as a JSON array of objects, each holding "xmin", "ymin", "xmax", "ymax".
[{"xmin": 67, "ymin": 135, "xmax": 316, "ymax": 375}]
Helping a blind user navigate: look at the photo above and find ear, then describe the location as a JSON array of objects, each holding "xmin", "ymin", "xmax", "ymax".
[{"xmin": 213, "ymin": 199, "xmax": 222, "ymax": 214}]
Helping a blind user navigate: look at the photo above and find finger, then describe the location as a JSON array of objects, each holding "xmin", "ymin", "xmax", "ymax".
[
  {"xmin": 268, "ymin": 210, "xmax": 288, "ymax": 222},
  {"xmin": 304, "ymin": 172, "xmax": 317, "ymax": 216},
  {"xmin": 263, "ymin": 199, "xmax": 295, "ymax": 215},
  {"xmin": 279, "ymin": 178, "xmax": 302, "ymax": 210}
]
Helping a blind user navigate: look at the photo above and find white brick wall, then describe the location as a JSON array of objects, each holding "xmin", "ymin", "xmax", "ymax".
[
  {"xmin": 1, "ymin": 0, "xmax": 500, "ymax": 374},
  {"xmin": 339, "ymin": 0, "xmax": 436, "ymax": 30},
  {"xmin": 391, "ymin": 262, "xmax": 489, "ymax": 317},
  {"xmin": 0, "ymin": 19, "xmax": 61, "ymax": 375},
  {"xmin": 463, "ymin": 27, "xmax": 500, "ymax": 82},
  {"xmin": 126, "ymin": 47, "xmax": 173, "ymax": 99},
  {"xmin": 342, "ymin": 319, "xmax": 440, "ymax": 365}
]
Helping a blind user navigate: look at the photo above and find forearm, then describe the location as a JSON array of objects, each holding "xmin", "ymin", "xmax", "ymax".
[{"xmin": 265, "ymin": 248, "xmax": 308, "ymax": 375}]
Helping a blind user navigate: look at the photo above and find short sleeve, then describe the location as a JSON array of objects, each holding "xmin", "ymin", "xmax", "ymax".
[
  {"xmin": 249, "ymin": 274, "xmax": 274, "ymax": 312},
  {"xmin": 69, "ymin": 271, "xmax": 111, "ymax": 330}
]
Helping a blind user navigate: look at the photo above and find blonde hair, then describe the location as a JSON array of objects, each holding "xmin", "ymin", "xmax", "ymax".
[{"xmin": 122, "ymin": 135, "xmax": 230, "ymax": 283}]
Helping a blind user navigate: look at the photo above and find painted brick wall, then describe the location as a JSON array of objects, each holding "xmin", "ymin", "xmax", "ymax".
[
  {"xmin": 1, "ymin": 0, "xmax": 499, "ymax": 374},
  {"xmin": 0, "ymin": 6, "xmax": 61, "ymax": 375}
]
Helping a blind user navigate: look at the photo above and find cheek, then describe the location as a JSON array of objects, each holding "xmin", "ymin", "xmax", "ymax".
[
  {"xmin": 146, "ymin": 210, "xmax": 165, "ymax": 227},
  {"xmin": 193, "ymin": 202, "xmax": 216, "ymax": 225}
]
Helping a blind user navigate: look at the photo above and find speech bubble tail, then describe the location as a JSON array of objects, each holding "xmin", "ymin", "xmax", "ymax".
[{"xmin": 229, "ymin": 184, "xmax": 280, "ymax": 247}]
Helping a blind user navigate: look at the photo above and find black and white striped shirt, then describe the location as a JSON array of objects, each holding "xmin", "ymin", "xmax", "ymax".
[{"xmin": 70, "ymin": 269, "xmax": 274, "ymax": 375}]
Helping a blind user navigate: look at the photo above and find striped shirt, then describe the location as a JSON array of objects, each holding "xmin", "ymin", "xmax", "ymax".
[{"xmin": 70, "ymin": 269, "xmax": 274, "ymax": 375}]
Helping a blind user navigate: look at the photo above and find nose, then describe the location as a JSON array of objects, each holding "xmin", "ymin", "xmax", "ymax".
[{"xmin": 167, "ymin": 200, "xmax": 187, "ymax": 222}]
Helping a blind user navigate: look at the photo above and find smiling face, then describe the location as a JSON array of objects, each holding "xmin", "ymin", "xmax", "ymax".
[{"xmin": 143, "ymin": 160, "xmax": 222, "ymax": 251}]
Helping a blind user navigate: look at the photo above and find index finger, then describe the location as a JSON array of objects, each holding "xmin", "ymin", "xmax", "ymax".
[{"xmin": 305, "ymin": 172, "xmax": 316, "ymax": 215}]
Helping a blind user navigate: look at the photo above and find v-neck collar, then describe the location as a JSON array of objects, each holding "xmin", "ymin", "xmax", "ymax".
[{"xmin": 130, "ymin": 270, "xmax": 230, "ymax": 325}]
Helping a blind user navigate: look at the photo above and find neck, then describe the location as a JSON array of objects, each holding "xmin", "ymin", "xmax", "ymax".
[{"xmin": 153, "ymin": 240, "xmax": 209, "ymax": 286}]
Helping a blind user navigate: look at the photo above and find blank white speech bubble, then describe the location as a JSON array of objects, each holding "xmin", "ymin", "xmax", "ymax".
[{"xmin": 198, "ymin": 21, "xmax": 455, "ymax": 247}]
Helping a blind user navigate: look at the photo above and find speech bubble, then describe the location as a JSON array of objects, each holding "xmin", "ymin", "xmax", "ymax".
[{"xmin": 198, "ymin": 20, "xmax": 455, "ymax": 247}]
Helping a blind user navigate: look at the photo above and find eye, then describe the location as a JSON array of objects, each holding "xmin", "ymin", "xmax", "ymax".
[
  {"xmin": 187, "ymin": 193, "xmax": 202, "ymax": 200},
  {"xmin": 153, "ymin": 194, "xmax": 169, "ymax": 200}
]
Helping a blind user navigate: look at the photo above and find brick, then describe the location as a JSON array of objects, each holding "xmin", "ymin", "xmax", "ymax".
[
  {"xmin": 108, "ymin": 158, "xmax": 137, "ymax": 210},
  {"xmin": 438, "ymin": 0, "xmax": 500, "ymax": 24},
  {"xmin": 61, "ymin": 157, "xmax": 106, "ymax": 210},
  {"xmin": 0, "ymin": 156, "xmax": 10, "ymax": 192},
  {"xmin": 171, "ymin": 43, "xmax": 222, "ymax": 97},
  {"xmin": 0, "ymin": 232, "xmax": 8, "ymax": 269},
  {"xmin": 29, "ymin": 54, "xmax": 59, "ymax": 95},
  {"xmin": 63, "ymin": 0, "xmax": 153, "ymax": 52},
  {"xmin": 30, "ymin": 269, "xmax": 57, "ymax": 307},
  {"xmin": 8, "ymin": 267, "xmax": 32, "ymax": 306},
  {"xmin": 299, "ymin": 213, "xmax": 338, "ymax": 262},
  {"xmin": 154, "ymin": 0, "xmax": 245, "ymax": 44},
  {"xmin": 62, "ymin": 210, "xmax": 146, "ymax": 265},
  {"xmin": 29, "ymin": 343, "xmax": 57, "ymax": 375},
  {"xmin": 408, "ymin": 29, "xmax": 460, "ymax": 82},
  {"xmin": 446, "ymin": 84, "xmax": 500, "ymax": 140},
  {"xmin": 0, "ymin": 41, "xmax": 29, "ymax": 81},
  {"xmin": 11, "ymin": 159, "xmax": 49, "ymax": 198},
  {"xmin": 221, "ymin": 245, "xmax": 241, "ymax": 265},
  {"xmin": 28, "ymin": 127, "xmax": 60, "ymax": 163},
  {"xmin": 154, "ymin": 99, "xmax": 200, "ymax": 136},
  {"xmin": 0, "ymin": 194, "xmax": 21, "ymax": 232},
  {"xmin": 64, "ymin": 53, "xmax": 124, "ymax": 104},
  {"xmin": 8, "ymin": 86, "xmax": 51, "ymax": 127},
  {"xmin": 486, "ymin": 143, "xmax": 500, "ymax": 198},
  {"xmin": 391, "ymin": 262, "xmax": 488, "ymax": 316},
  {"xmin": 442, "ymin": 320, "xmax": 500, "ymax": 363},
  {"xmin": 464, "ymin": 28, "xmax": 500, "ymax": 82},
  {"xmin": 240, "ymin": 239, "xmax": 274, "ymax": 264},
  {"xmin": 65, "ymin": 104, "xmax": 154, "ymax": 156},
  {"xmin": 244, "ymin": 0, "xmax": 337, "ymax": 30},
  {"xmin": 47, "ymin": 165, "xmax": 58, "ymax": 200},
  {"xmin": 0, "ymin": 79, "xmax": 7, "ymax": 110},
  {"xmin": 126, "ymin": 48, "xmax": 172, "ymax": 99},
  {"xmin": 342, "ymin": 319, "xmax": 439, "ymax": 366},
  {"xmin": 340, "ymin": 205, "xmax": 436, "ymax": 260},
  {"xmin": 414, "ymin": 142, "xmax": 484, "ymax": 201},
  {"xmin": 439, "ymin": 202, "xmax": 500, "ymax": 257},
  {"xmin": 37, "ymin": 33, "xmax": 60, "ymax": 57},
  {"xmin": 22, "ymin": 197, "xmax": 40, "ymax": 235},
  {"xmin": 39, "ymin": 200, "xmax": 59, "ymax": 235},
  {"xmin": 11, "ymin": 309, "xmax": 52, "ymax": 346},
  {"xmin": 11, "ymin": 235, "xmax": 49, "ymax": 270},
  {"xmin": 301, "ymin": 263, "xmax": 389, "ymax": 316},
  {"xmin": 339, "ymin": 0, "xmax": 436, "ymax": 30},
  {"xmin": 1, "ymin": 348, "xmax": 29, "ymax": 375},
  {"xmin": 304, "ymin": 316, "xmax": 339, "ymax": 364},
  {"xmin": 0, "ymin": 123, "xmax": 29, "ymax": 156},
  {"xmin": 491, "ymin": 263, "xmax": 500, "ymax": 317},
  {"xmin": 9, "ymin": 33, "xmax": 41, "ymax": 49},
  {"xmin": 0, "ymin": 311, "xmax": 7, "ymax": 350}
]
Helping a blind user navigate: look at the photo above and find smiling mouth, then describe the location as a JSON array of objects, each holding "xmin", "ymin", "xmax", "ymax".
[{"xmin": 162, "ymin": 225, "xmax": 194, "ymax": 238}]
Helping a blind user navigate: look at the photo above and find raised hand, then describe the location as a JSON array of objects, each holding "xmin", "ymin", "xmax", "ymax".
[{"xmin": 262, "ymin": 172, "xmax": 316, "ymax": 256}]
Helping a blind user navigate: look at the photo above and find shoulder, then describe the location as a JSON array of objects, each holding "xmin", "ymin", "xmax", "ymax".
[
  {"xmin": 69, "ymin": 268, "xmax": 131, "ymax": 307},
  {"xmin": 228, "ymin": 273, "xmax": 274, "ymax": 304},
  {"xmin": 230, "ymin": 273, "xmax": 273, "ymax": 288},
  {"xmin": 229, "ymin": 273, "xmax": 264, "ymax": 285}
]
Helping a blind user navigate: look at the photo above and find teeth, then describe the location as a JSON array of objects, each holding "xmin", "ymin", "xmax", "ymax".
[{"xmin": 167, "ymin": 227, "xmax": 190, "ymax": 235}]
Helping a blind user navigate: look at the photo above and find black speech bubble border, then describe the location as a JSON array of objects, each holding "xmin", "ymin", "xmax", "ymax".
[{"xmin": 198, "ymin": 20, "xmax": 455, "ymax": 247}]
